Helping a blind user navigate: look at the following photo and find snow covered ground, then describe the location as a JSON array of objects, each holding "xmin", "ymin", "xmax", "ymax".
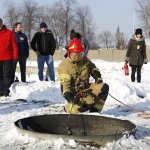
[{"xmin": 0, "ymin": 59, "xmax": 150, "ymax": 150}]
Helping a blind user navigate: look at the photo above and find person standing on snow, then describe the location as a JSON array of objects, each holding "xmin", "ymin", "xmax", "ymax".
[
  {"xmin": 76, "ymin": 32, "xmax": 90, "ymax": 56},
  {"xmin": 58, "ymin": 38, "xmax": 109, "ymax": 113},
  {"xmin": 64, "ymin": 29, "xmax": 90, "ymax": 58},
  {"xmin": 0, "ymin": 18, "xmax": 18, "ymax": 97},
  {"xmin": 125, "ymin": 28, "xmax": 148, "ymax": 83},
  {"xmin": 12, "ymin": 22, "xmax": 29, "ymax": 83},
  {"xmin": 31, "ymin": 22, "xmax": 56, "ymax": 82}
]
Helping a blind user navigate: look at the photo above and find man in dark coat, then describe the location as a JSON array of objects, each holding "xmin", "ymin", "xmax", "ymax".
[
  {"xmin": 76, "ymin": 32, "xmax": 90, "ymax": 56},
  {"xmin": 31, "ymin": 22, "xmax": 56, "ymax": 81},
  {"xmin": 125, "ymin": 28, "xmax": 148, "ymax": 83},
  {"xmin": 0, "ymin": 18, "xmax": 18, "ymax": 97},
  {"xmin": 13, "ymin": 22, "xmax": 29, "ymax": 82}
]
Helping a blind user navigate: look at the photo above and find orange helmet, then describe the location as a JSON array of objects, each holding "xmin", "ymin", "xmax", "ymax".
[{"xmin": 67, "ymin": 38, "xmax": 85, "ymax": 53}]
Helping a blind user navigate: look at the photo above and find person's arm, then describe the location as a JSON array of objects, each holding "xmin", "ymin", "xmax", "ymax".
[
  {"xmin": 88, "ymin": 58, "xmax": 103, "ymax": 83},
  {"xmin": 143, "ymin": 41, "xmax": 148, "ymax": 64},
  {"xmin": 50, "ymin": 33, "xmax": 56, "ymax": 56},
  {"xmin": 11, "ymin": 32, "xmax": 18, "ymax": 60},
  {"xmin": 125, "ymin": 39, "xmax": 132, "ymax": 62},
  {"xmin": 58, "ymin": 66, "xmax": 79, "ymax": 103},
  {"xmin": 30, "ymin": 33, "xmax": 38, "ymax": 52},
  {"xmin": 84, "ymin": 38, "xmax": 90, "ymax": 56},
  {"xmin": 24, "ymin": 34, "xmax": 29, "ymax": 58}
]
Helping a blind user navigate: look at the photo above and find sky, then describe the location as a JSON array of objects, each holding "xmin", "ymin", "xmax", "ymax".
[{"xmin": 0, "ymin": 0, "xmax": 141, "ymax": 39}]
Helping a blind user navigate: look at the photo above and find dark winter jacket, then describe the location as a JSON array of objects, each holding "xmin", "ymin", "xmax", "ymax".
[
  {"xmin": 81, "ymin": 37, "xmax": 90, "ymax": 56},
  {"xmin": 125, "ymin": 36, "xmax": 147, "ymax": 66},
  {"xmin": 31, "ymin": 30, "xmax": 56, "ymax": 56},
  {"xmin": 14, "ymin": 32, "xmax": 29, "ymax": 58},
  {"xmin": 0, "ymin": 25, "xmax": 18, "ymax": 61}
]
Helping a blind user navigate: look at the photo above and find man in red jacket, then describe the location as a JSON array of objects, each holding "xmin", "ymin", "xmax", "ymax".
[{"xmin": 0, "ymin": 18, "xmax": 18, "ymax": 97}]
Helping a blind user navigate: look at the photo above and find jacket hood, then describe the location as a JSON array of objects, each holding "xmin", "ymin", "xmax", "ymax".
[{"xmin": 131, "ymin": 35, "xmax": 145, "ymax": 42}]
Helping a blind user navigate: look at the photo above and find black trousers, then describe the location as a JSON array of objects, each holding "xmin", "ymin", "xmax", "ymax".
[
  {"xmin": 0, "ymin": 60, "xmax": 13, "ymax": 95},
  {"xmin": 131, "ymin": 65, "xmax": 142, "ymax": 83},
  {"xmin": 12, "ymin": 56, "xmax": 27, "ymax": 82}
]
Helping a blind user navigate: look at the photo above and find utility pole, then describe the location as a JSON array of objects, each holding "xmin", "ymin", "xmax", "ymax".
[{"xmin": 133, "ymin": 10, "xmax": 135, "ymax": 34}]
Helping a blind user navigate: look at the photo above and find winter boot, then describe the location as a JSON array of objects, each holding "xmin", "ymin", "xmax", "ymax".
[{"xmin": 14, "ymin": 77, "xmax": 19, "ymax": 82}]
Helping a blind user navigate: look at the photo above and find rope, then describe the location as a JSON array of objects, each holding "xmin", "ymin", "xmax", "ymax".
[{"xmin": 108, "ymin": 93, "xmax": 145, "ymax": 113}]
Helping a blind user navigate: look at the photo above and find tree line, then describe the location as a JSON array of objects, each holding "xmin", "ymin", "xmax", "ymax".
[{"xmin": 3, "ymin": 0, "xmax": 150, "ymax": 49}]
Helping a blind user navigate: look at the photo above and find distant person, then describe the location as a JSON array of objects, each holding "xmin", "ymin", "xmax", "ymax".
[
  {"xmin": 12, "ymin": 22, "xmax": 29, "ymax": 83},
  {"xmin": 76, "ymin": 32, "xmax": 90, "ymax": 56},
  {"xmin": 0, "ymin": 18, "xmax": 18, "ymax": 97},
  {"xmin": 64, "ymin": 29, "xmax": 90, "ymax": 57},
  {"xmin": 31, "ymin": 22, "xmax": 56, "ymax": 82},
  {"xmin": 125, "ymin": 28, "xmax": 148, "ymax": 83}
]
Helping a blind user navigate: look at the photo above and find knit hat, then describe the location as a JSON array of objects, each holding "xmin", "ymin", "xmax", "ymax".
[
  {"xmin": 135, "ymin": 28, "xmax": 142, "ymax": 35},
  {"xmin": 70, "ymin": 29, "xmax": 77, "ymax": 40},
  {"xmin": 40, "ymin": 22, "xmax": 47, "ymax": 28},
  {"xmin": 71, "ymin": 29, "xmax": 75, "ymax": 33}
]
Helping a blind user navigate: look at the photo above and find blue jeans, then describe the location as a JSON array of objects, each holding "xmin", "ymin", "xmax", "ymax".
[{"xmin": 37, "ymin": 55, "xmax": 55, "ymax": 81}]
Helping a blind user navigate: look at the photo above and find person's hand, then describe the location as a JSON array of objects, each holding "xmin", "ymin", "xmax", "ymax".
[
  {"xmin": 95, "ymin": 78, "xmax": 103, "ymax": 84},
  {"xmin": 144, "ymin": 59, "xmax": 148, "ymax": 64},
  {"xmin": 36, "ymin": 51, "xmax": 40, "ymax": 56}
]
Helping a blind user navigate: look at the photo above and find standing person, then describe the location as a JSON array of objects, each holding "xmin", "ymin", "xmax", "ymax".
[
  {"xmin": 13, "ymin": 22, "xmax": 29, "ymax": 83},
  {"xmin": 0, "ymin": 18, "xmax": 18, "ymax": 97},
  {"xmin": 69, "ymin": 29, "xmax": 90, "ymax": 56},
  {"xmin": 58, "ymin": 38, "xmax": 109, "ymax": 113},
  {"xmin": 76, "ymin": 32, "xmax": 90, "ymax": 56},
  {"xmin": 125, "ymin": 28, "xmax": 148, "ymax": 83},
  {"xmin": 31, "ymin": 22, "xmax": 56, "ymax": 82}
]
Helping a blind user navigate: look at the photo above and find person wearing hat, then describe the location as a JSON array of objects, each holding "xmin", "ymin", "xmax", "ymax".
[
  {"xmin": 31, "ymin": 22, "xmax": 56, "ymax": 81},
  {"xmin": 58, "ymin": 38, "xmax": 109, "ymax": 113},
  {"xmin": 125, "ymin": 28, "xmax": 148, "ymax": 83},
  {"xmin": 0, "ymin": 18, "xmax": 18, "ymax": 97},
  {"xmin": 64, "ymin": 29, "xmax": 90, "ymax": 57}
]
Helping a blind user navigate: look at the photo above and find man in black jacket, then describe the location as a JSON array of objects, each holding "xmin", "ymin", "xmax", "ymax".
[{"xmin": 31, "ymin": 22, "xmax": 56, "ymax": 81}]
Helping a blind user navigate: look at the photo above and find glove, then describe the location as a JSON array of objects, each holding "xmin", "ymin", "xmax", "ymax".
[
  {"xmin": 64, "ymin": 91, "xmax": 80, "ymax": 104},
  {"xmin": 144, "ymin": 59, "xmax": 148, "ymax": 64},
  {"xmin": 95, "ymin": 78, "xmax": 103, "ymax": 84}
]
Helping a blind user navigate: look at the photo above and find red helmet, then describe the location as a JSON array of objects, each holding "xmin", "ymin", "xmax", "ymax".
[{"xmin": 67, "ymin": 38, "xmax": 85, "ymax": 53}]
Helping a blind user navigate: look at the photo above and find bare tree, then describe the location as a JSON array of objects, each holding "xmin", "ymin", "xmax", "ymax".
[
  {"xmin": 4, "ymin": 1, "xmax": 22, "ymax": 29},
  {"xmin": 59, "ymin": 0, "xmax": 76, "ymax": 45},
  {"xmin": 115, "ymin": 26, "xmax": 126, "ymax": 50},
  {"xmin": 45, "ymin": 2, "xmax": 66, "ymax": 48},
  {"xmin": 75, "ymin": 5, "xmax": 92, "ymax": 35},
  {"xmin": 99, "ymin": 31, "xmax": 114, "ymax": 49},
  {"xmin": 21, "ymin": 0, "xmax": 40, "ymax": 42},
  {"xmin": 136, "ymin": 0, "xmax": 150, "ymax": 38},
  {"xmin": 75, "ymin": 5, "xmax": 98, "ymax": 49}
]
